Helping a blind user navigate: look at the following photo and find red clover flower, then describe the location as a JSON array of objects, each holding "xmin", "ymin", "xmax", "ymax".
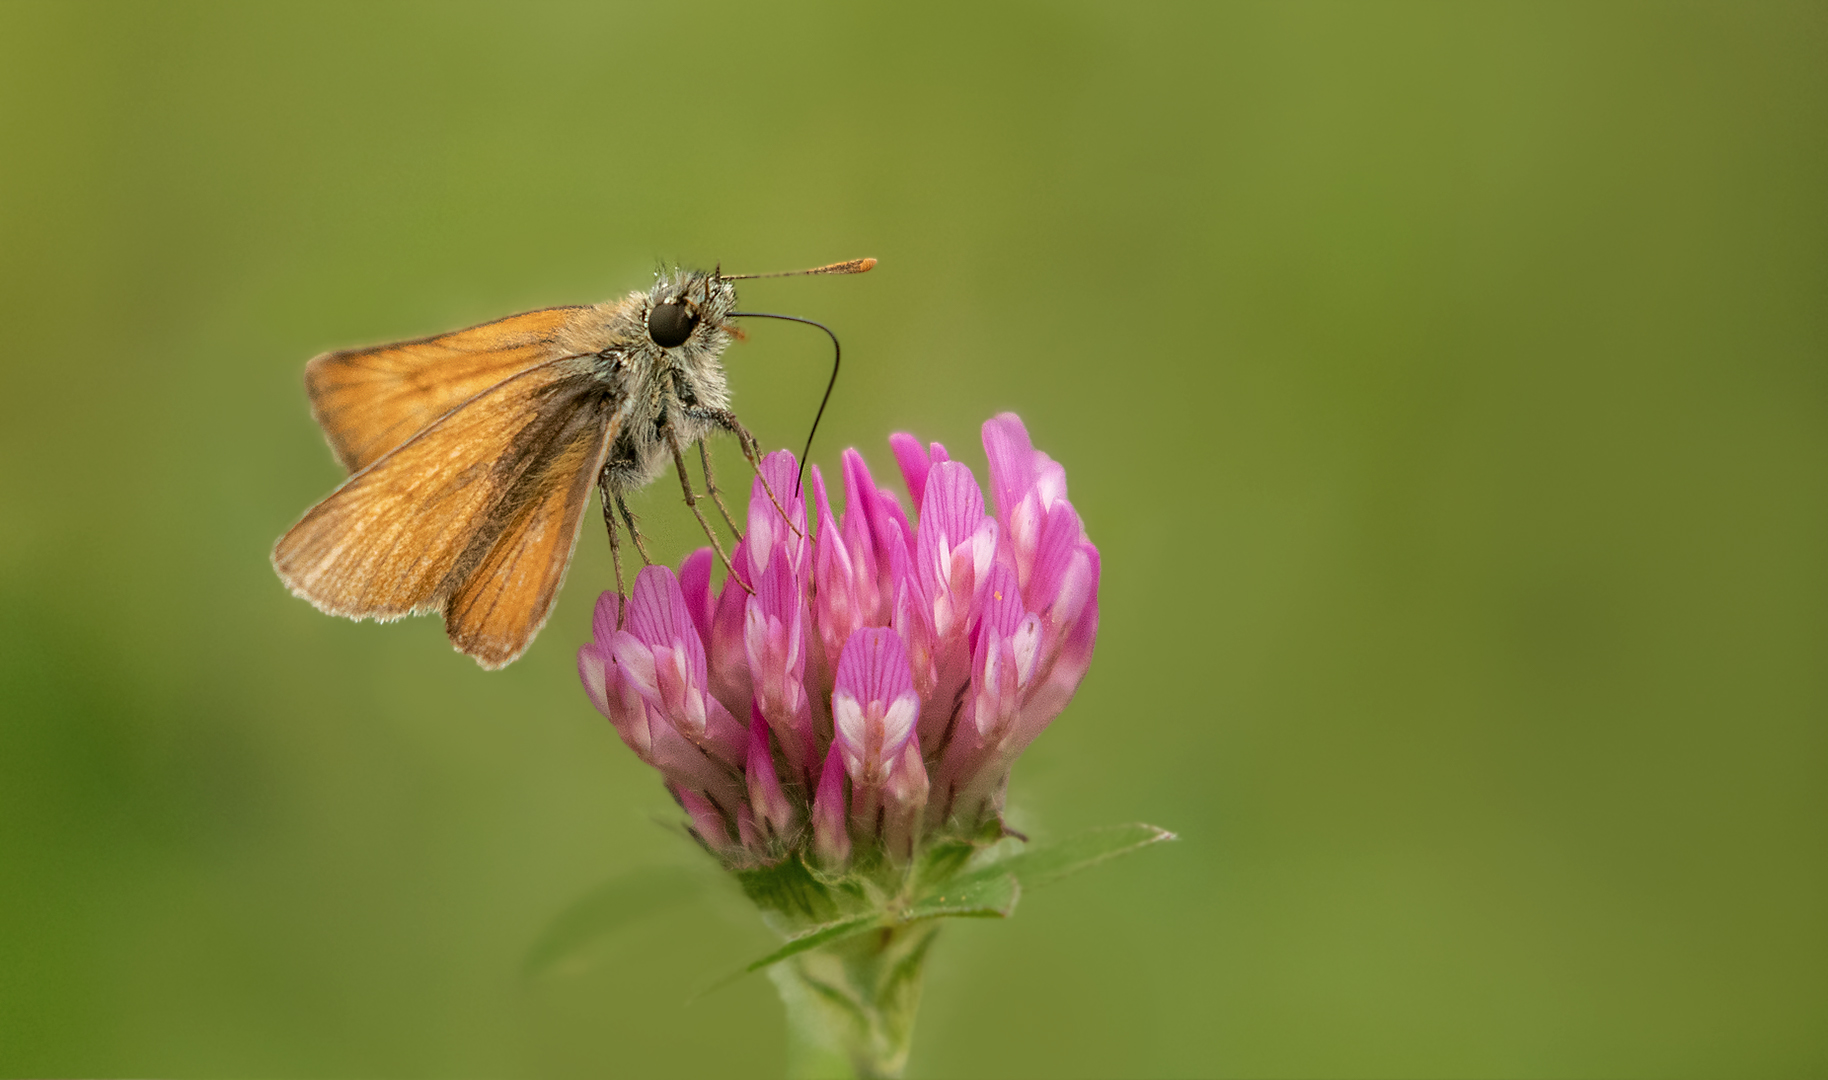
[
  {"xmin": 565, "ymin": 412, "xmax": 1170, "ymax": 1079},
  {"xmin": 578, "ymin": 413, "xmax": 1099, "ymax": 868}
]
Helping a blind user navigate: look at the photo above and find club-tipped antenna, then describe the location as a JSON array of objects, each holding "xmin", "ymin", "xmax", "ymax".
[
  {"xmin": 727, "ymin": 311, "xmax": 843, "ymax": 496},
  {"xmin": 721, "ymin": 257, "xmax": 876, "ymax": 281}
]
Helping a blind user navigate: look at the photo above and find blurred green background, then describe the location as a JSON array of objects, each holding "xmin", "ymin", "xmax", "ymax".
[{"xmin": 2, "ymin": 2, "xmax": 1824, "ymax": 1076}]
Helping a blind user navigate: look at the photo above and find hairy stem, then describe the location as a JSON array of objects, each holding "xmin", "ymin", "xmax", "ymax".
[{"xmin": 769, "ymin": 922, "xmax": 941, "ymax": 1079}]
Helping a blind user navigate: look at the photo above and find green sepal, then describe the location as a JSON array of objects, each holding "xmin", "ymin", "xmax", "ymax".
[
  {"xmin": 943, "ymin": 822, "xmax": 1176, "ymax": 896},
  {"xmin": 737, "ymin": 853, "xmax": 858, "ymax": 926},
  {"xmin": 907, "ymin": 837, "xmax": 979, "ymax": 893}
]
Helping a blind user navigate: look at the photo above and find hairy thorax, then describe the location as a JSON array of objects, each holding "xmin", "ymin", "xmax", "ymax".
[{"xmin": 562, "ymin": 272, "xmax": 738, "ymax": 497}]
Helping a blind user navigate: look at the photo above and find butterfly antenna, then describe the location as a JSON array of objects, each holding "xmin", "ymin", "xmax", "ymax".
[
  {"xmin": 721, "ymin": 257, "xmax": 876, "ymax": 281},
  {"xmin": 726, "ymin": 312, "xmax": 842, "ymax": 496}
]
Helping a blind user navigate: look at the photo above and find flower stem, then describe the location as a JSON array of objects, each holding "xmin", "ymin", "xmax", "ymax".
[{"xmin": 769, "ymin": 921, "xmax": 941, "ymax": 1079}]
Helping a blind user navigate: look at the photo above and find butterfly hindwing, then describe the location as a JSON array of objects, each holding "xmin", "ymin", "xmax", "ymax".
[{"xmin": 442, "ymin": 380, "xmax": 631, "ymax": 668}]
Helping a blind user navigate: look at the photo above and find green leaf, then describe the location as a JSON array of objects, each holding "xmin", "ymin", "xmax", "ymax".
[
  {"xmin": 715, "ymin": 912, "xmax": 884, "ymax": 988},
  {"xmin": 522, "ymin": 865, "xmax": 706, "ymax": 978},
  {"xmin": 938, "ymin": 822, "xmax": 1176, "ymax": 899},
  {"xmin": 903, "ymin": 870, "xmax": 1020, "ymax": 921}
]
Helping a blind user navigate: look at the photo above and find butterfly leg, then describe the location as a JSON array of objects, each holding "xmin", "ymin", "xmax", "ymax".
[
  {"xmin": 698, "ymin": 439, "xmax": 743, "ymax": 541},
  {"xmin": 616, "ymin": 496, "xmax": 655, "ymax": 566},
  {"xmin": 682, "ymin": 406, "xmax": 802, "ymax": 537},
  {"xmin": 597, "ymin": 478, "xmax": 630, "ymax": 626},
  {"xmin": 667, "ymin": 427, "xmax": 753, "ymax": 594}
]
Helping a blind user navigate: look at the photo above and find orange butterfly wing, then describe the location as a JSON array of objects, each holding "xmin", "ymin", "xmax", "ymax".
[
  {"xmin": 273, "ymin": 353, "xmax": 624, "ymax": 667},
  {"xmin": 305, "ymin": 306, "xmax": 587, "ymax": 473},
  {"xmin": 442, "ymin": 388, "xmax": 629, "ymax": 668}
]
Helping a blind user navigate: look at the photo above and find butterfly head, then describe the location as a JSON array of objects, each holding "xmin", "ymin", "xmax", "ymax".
[{"xmin": 645, "ymin": 269, "xmax": 737, "ymax": 351}]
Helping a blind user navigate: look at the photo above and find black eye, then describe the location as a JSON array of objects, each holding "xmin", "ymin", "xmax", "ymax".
[{"xmin": 647, "ymin": 299, "xmax": 699, "ymax": 348}]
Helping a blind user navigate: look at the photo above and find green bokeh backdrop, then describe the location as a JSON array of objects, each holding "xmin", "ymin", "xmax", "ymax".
[{"xmin": 3, "ymin": 3, "xmax": 1824, "ymax": 1076}]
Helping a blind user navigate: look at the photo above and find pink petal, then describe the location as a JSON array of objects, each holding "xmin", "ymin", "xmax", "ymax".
[
  {"xmin": 1023, "ymin": 501, "xmax": 1089, "ymax": 617},
  {"xmin": 848, "ymin": 448, "xmax": 916, "ymax": 567},
  {"xmin": 889, "ymin": 433, "xmax": 931, "ymax": 509},
  {"xmin": 982, "ymin": 412, "xmax": 1038, "ymax": 522},
  {"xmin": 705, "ymin": 556, "xmax": 754, "ymax": 722},
  {"xmin": 678, "ymin": 548, "xmax": 715, "ymax": 649},
  {"xmin": 747, "ymin": 705, "xmax": 797, "ymax": 840},
  {"xmin": 918, "ymin": 462, "xmax": 988, "ymax": 557},
  {"xmin": 590, "ymin": 589, "xmax": 622, "ymax": 645},
  {"xmin": 1032, "ymin": 455, "xmax": 1067, "ymax": 511},
  {"xmin": 809, "ymin": 463, "xmax": 835, "ymax": 536},
  {"xmin": 810, "ymin": 743, "xmax": 852, "ymax": 868},
  {"xmin": 973, "ymin": 563, "xmax": 1026, "ymax": 641},
  {"xmin": 676, "ymin": 787, "xmax": 736, "ymax": 855},
  {"xmin": 833, "ymin": 626, "xmax": 916, "ymax": 707},
  {"xmin": 608, "ymin": 630, "xmax": 659, "ymax": 701},
  {"xmin": 576, "ymin": 644, "xmax": 614, "ymax": 720},
  {"xmin": 745, "ymin": 450, "xmax": 807, "ymax": 581},
  {"xmin": 625, "ymin": 566, "xmax": 703, "ymax": 679},
  {"xmin": 831, "ymin": 689, "xmax": 866, "ymax": 776}
]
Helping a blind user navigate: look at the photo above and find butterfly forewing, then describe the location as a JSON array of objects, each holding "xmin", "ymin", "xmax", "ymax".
[
  {"xmin": 306, "ymin": 306, "xmax": 587, "ymax": 473},
  {"xmin": 273, "ymin": 353, "xmax": 618, "ymax": 666}
]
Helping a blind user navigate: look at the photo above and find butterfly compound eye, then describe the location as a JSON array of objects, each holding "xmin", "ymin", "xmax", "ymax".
[{"xmin": 647, "ymin": 299, "xmax": 699, "ymax": 348}]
